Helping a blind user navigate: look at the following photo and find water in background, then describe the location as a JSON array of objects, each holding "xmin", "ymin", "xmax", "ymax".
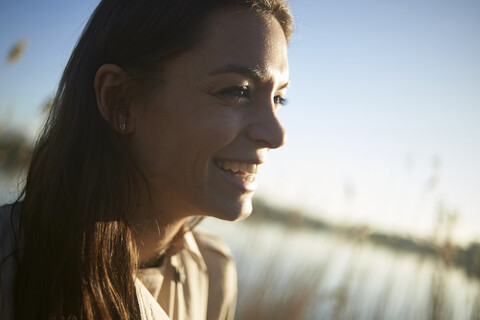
[
  {"xmin": 2, "ymin": 174, "xmax": 478, "ymax": 319},
  {"xmin": 200, "ymin": 218, "xmax": 480, "ymax": 320},
  {"xmin": 0, "ymin": 171, "xmax": 22, "ymax": 205}
]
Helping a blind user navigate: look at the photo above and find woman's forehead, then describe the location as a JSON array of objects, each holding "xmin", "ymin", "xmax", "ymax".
[
  {"xmin": 172, "ymin": 7, "xmax": 289, "ymax": 83},
  {"xmin": 203, "ymin": 7, "xmax": 288, "ymax": 47}
]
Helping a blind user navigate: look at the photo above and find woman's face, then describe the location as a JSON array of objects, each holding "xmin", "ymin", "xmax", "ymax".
[{"xmin": 128, "ymin": 7, "xmax": 289, "ymax": 221}]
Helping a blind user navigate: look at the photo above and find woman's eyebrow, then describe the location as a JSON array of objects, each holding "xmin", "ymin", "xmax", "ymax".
[
  {"xmin": 208, "ymin": 64, "xmax": 265, "ymax": 82},
  {"xmin": 208, "ymin": 64, "xmax": 290, "ymax": 89},
  {"xmin": 278, "ymin": 81, "xmax": 290, "ymax": 90}
]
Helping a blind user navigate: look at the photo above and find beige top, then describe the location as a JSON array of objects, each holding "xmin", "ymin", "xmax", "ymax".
[
  {"xmin": 136, "ymin": 230, "xmax": 237, "ymax": 320},
  {"xmin": 0, "ymin": 204, "xmax": 237, "ymax": 320}
]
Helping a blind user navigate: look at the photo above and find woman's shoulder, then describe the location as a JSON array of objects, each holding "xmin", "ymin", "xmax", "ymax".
[
  {"xmin": 0, "ymin": 202, "xmax": 22, "ymax": 247},
  {"xmin": 0, "ymin": 202, "xmax": 19, "ymax": 219},
  {"xmin": 0, "ymin": 202, "xmax": 23, "ymax": 272},
  {"xmin": 0, "ymin": 201, "xmax": 22, "ymax": 267},
  {"xmin": 192, "ymin": 229, "xmax": 234, "ymax": 262},
  {"xmin": 0, "ymin": 202, "xmax": 22, "ymax": 320},
  {"xmin": 0, "ymin": 202, "xmax": 13, "ymax": 222},
  {"xmin": 191, "ymin": 230, "xmax": 237, "ymax": 320},
  {"xmin": 0, "ymin": 202, "xmax": 21, "ymax": 245}
]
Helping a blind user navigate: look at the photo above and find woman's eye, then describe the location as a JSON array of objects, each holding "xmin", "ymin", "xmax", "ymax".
[
  {"xmin": 220, "ymin": 86, "xmax": 251, "ymax": 101},
  {"xmin": 274, "ymin": 95, "xmax": 288, "ymax": 106}
]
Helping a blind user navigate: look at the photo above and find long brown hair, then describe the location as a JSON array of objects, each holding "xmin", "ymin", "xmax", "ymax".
[{"xmin": 12, "ymin": 0, "xmax": 293, "ymax": 319}]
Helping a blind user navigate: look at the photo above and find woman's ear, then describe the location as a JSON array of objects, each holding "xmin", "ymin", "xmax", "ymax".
[{"xmin": 94, "ymin": 64, "xmax": 135, "ymax": 134}]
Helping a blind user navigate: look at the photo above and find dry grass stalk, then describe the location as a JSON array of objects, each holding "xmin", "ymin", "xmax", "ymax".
[
  {"xmin": 236, "ymin": 259, "xmax": 323, "ymax": 320},
  {"xmin": 6, "ymin": 38, "xmax": 28, "ymax": 65}
]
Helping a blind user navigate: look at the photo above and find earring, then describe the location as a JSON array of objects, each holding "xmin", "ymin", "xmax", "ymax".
[{"xmin": 119, "ymin": 123, "xmax": 126, "ymax": 130}]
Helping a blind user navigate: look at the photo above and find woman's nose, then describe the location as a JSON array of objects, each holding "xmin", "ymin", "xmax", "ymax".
[{"xmin": 245, "ymin": 101, "xmax": 286, "ymax": 149}]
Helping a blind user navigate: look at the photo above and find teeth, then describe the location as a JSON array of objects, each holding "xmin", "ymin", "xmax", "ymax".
[
  {"xmin": 230, "ymin": 161, "xmax": 239, "ymax": 172},
  {"xmin": 223, "ymin": 161, "xmax": 231, "ymax": 170},
  {"xmin": 214, "ymin": 160, "xmax": 259, "ymax": 174},
  {"xmin": 239, "ymin": 163, "xmax": 247, "ymax": 172}
]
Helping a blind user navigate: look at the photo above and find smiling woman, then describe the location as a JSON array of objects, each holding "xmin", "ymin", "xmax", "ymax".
[
  {"xmin": 0, "ymin": 0, "xmax": 293, "ymax": 320},
  {"xmin": 115, "ymin": 8, "xmax": 290, "ymax": 224}
]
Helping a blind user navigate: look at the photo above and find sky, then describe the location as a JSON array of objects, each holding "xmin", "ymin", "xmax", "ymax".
[{"xmin": 1, "ymin": 0, "xmax": 479, "ymax": 245}]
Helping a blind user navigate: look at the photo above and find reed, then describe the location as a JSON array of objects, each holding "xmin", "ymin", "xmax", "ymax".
[{"xmin": 229, "ymin": 218, "xmax": 480, "ymax": 320}]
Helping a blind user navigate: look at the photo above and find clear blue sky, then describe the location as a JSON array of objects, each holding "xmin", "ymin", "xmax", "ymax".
[{"xmin": 1, "ymin": 0, "xmax": 479, "ymax": 244}]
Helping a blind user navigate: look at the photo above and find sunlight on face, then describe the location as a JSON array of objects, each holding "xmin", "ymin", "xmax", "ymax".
[{"xmin": 128, "ymin": 7, "xmax": 290, "ymax": 221}]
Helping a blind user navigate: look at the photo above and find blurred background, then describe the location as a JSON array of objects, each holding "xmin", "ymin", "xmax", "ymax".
[{"xmin": 1, "ymin": 0, "xmax": 479, "ymax": 319}]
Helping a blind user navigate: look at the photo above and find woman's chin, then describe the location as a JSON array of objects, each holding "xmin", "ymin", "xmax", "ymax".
[{"xmin": 206, "ymin": 199, "xmax": 253, "ymax": 222}]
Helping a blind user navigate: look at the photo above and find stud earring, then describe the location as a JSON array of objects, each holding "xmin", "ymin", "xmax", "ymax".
[{"xmin": 119, "ymin": 123, "xmax": 126, "ymax": 130}]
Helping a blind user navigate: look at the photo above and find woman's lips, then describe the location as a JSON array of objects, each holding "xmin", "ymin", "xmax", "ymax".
[{"xmin": 213, "ymin": 159, "xmax": 260, "ymax": 191}]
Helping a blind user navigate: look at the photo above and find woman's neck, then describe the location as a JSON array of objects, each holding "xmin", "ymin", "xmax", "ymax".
[
  {"xmin": 131, "ymin": 181, "xmax": 199, "ymax": 267},
  {"xmin": 133, "ymin": 215, "xmax": 188, "ymax": 267}
]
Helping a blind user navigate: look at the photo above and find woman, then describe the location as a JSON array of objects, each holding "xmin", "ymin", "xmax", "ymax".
[{"xmin": 0, "ymin": 0, "xmax": 293, "ymax": 319}]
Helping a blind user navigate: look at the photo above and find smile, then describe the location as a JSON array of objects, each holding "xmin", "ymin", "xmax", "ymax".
[{"xmin": 213, "ymin": 159, "xmax": 259, "ymax": 183}]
